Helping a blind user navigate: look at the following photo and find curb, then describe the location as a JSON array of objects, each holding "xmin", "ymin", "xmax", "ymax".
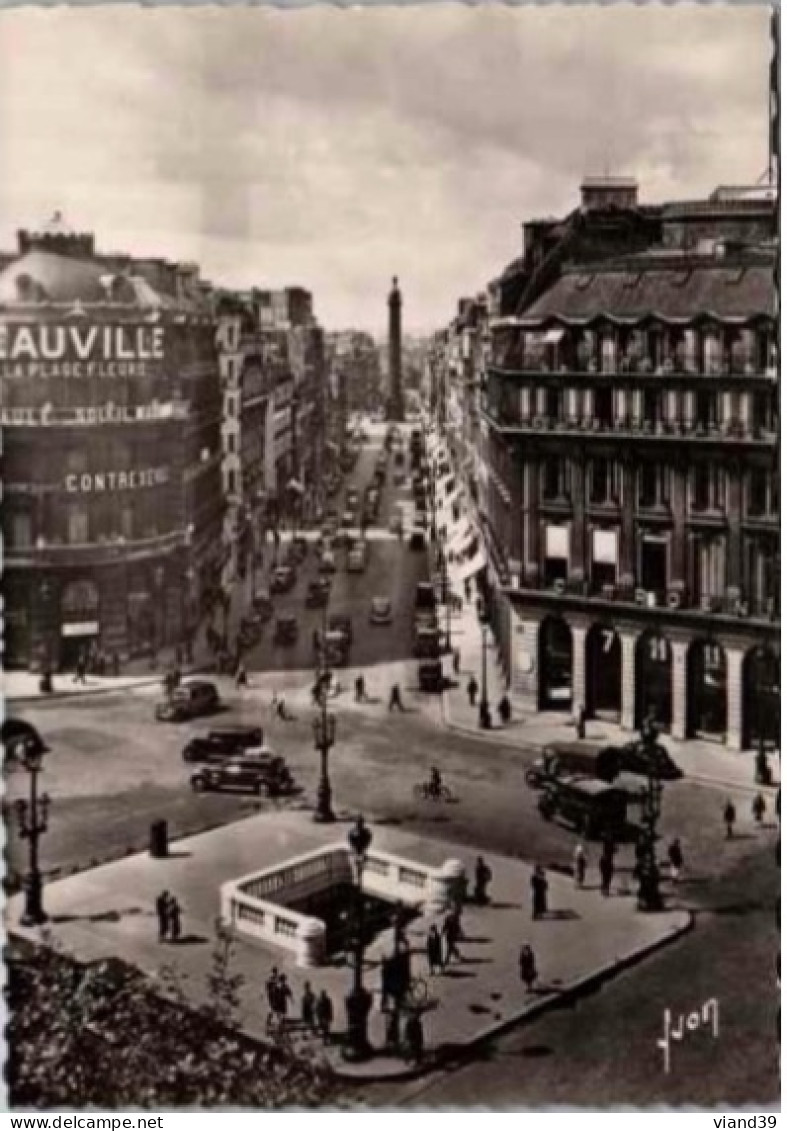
[
  {"xmin": 332, "ymin": 909, "xmax": 694, "ymax": 1085},
  {"xmin": 439, "ymin": 693, "xmax": 779, "ymax": 797},
  {"xmin": 5, "ymin": 665, "xmax": 213, "ymax": 707}
]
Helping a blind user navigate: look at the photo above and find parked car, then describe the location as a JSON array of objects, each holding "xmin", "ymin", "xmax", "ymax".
[
  {"xmin": 319, "ymin": 549, "xmax": 337, "ymax": 573},
  {"xmin": 328, "ymin": 614, "xmax": 353, "ymax": 645},
  {"xmin": 182, "ymin": 726, "xmax": 264, "ymax": 763},
  {"xmin": 252, "ymin": 592, "xmax": 274, "ymax": 621},
  {"xmin": 270, "ymin": 565, "xmax": 296, "ymax": 594},
  {"xmin": 347, "ymin": 544, "xmax": 369, "ymax": 573},
  {"xmin": 273, "ymin": 615, "xmax": 298, "ymax": 646},
  {"xmin": 190, "ymin": 755, "xmax": 294, "ymax": 797},
  {"xmin": 306, "ymin": 578, "xmax": 332, "ymax": 608},
  {"xmin": 238, "ymin": 614, "xmax": 263, "ymax": 648},
  {"xmin": 413, "ymin": 627, "xmax": 442, "ymax": 659},
  {"xmin": 418, "ymin": 660, "xmax": 446, "ymax": 692},
  {"xmin": 369, "ymin": 597, "xmax": 393, "ymax": 625},
  {"xmin": 537, "ymin": 776, "xmax": 630, "ymax": 840},
  {"xmin": 155, "ymin": 680, "xmax": 220, "ymax": 722},
  {"xmin": 525, "ymin": 743, "xmax": 622, "ymax": 787},
  {"xmin": 618, "ymin": 740, "xmax": 684, "ymax": 781}
]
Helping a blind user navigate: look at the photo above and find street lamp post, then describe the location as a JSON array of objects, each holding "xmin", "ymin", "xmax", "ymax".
[
  {"xmin": 312, "ymin": 601, "xmax": 336, "ymax": 823},
  {"xmin": 478, "ymin": 608, "xmax": 491, "ymax": 729},
  {"xmin": 635, "ymin": 718, "xmax": 664, "ymax": 912},
  {"xmin": 11, "ymin": 725, "xmax": 51, "ymax": 926},
  {"xmin": 344, "ymin": 816, "xmax": 374, "ymax": 1062}
]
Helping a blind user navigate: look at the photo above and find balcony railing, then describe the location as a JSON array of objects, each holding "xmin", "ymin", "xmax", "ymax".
[
  {"xmin": 483, "ymin": 406, "xmax": 776, "ymax": 446},
  {"xmin": 504, "ymin": 576, "xmax": 779, "ymax": 624},
  {"xmin": 5, "ymin": 529, "xmax": 188, "ymax": 568}
]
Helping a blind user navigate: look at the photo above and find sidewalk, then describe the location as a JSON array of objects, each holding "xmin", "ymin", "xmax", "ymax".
[
  {"xmin": 435, "ymin": 577, "xmax": 779, "ymax": 796},
  {"xmin": 7, "ymin": 808, "xmax": 689, "ymax": 1082}
]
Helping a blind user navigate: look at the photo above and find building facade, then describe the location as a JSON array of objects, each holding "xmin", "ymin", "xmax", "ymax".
[
  {"xmin": 1, "ymin": 225, "xmax": 224, "ymax": 669},
  {"xmin": 435, "ymin": 180, "xmax": 778, "ymax": 753}
]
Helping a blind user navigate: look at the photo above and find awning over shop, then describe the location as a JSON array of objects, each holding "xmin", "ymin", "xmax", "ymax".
[{"xmin": 457, "ymin": 547, "xmax": 488, "ymax": 582}]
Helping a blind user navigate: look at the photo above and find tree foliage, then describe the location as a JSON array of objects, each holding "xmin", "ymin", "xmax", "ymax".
[{"xmin": 7, "ymin": 937, "xmax": 342, "ymax": 1110}]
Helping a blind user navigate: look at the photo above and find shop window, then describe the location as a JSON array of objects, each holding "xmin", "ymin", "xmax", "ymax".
[
  {"xmin": 67, "ymin": 505, "xmax": 89, "ymax": 545},
  {"xmin": 10, "ymin": 512, "xmax": 32, "ymax": 548}
]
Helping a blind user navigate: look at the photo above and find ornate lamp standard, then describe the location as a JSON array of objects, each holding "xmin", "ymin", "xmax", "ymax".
[
  {"xmin": 343, "ymin": 815, "xmax": 373, "ymax": 1061},
  {"xmin": 312, "ymin": 601, "xmax": 336, "ymax": 823},
  {"xmin": 635, "ymin": 717, "xmax": 664, "ymax": 912},
  {"xmin": 9, "ymin": 722, "xmax": 51, "ymax": 926}
]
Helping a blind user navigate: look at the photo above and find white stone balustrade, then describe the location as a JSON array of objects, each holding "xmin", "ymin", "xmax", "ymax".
[{"xmin": 220, "ymin": 841, "xmax": 465, "ymax": 967}]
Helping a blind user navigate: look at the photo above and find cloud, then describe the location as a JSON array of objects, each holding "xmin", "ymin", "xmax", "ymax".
[{"xmin": 0, "ymin": 4, "xmax": 771, "ymax": 332}]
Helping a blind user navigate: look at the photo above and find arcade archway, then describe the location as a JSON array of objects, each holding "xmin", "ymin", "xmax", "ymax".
[
  {"xmin": 742, "ymin": 646, "xmax": 779, "ymax": 750},
  {"xmin": 538, "ymin": 616, "xmax": 573, "ymax": 711},
  {"xmin": 687, "ymin": 639, "xmax": 727, "ymax": 740},
  {"xmin": 586, "ymin": 623, "xmax": 621, "ymax": 719},
  {"xmin": 635, "ymin": 631, "xmax": 673, "ymax": 730}
]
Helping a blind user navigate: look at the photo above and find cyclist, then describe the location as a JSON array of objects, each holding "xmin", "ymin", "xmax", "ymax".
[{"xmin": 429, "ymin": 766, "xmax": 443, "ymax": 800}]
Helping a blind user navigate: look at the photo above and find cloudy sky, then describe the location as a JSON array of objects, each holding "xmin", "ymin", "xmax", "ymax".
[{"xmin": 0, "ymin": 5, "xmax": 772, "ymax": 333}]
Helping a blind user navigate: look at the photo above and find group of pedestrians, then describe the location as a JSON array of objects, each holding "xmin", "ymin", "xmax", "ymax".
[
  {"xmin": 265, "ymin": 968, "xmax": 334, "ymax": 1043},
  {"xmin": 724, "ymin": 794, "xmax": 772, "ymax": 838},
  {"xmin": 465, "ymin": 677, "xmax": 511, "ymax": 727},
  {"xmin": 154, "ymin": 890, "xmax": 183, "ymax": 943}
]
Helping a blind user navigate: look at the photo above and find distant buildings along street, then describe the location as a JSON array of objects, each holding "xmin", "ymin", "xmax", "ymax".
[{"xmin": 430, "ymin": 177, "xmax": 778, "ymax": 753}]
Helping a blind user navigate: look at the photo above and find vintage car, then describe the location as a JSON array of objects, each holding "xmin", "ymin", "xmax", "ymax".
[
  {"xmin": 369, "ymin": 597, "xmax": 393, "ymax": 625},
  {"xmin": 155, "ymin": 680, "xmax": 220, "ymax": 723},
  {"xmin": 270, "ymin": 565, "xmax": 297, "ymax": 594},
  {"xmin": 273, "ymin": 615, "xmax": 298, "ymax": 646},
  {"xmin": 328, "ymin": 614, "xmax": 353, "ymax": 645},
  {"xmin": 347, "ymin": 544, "xmax": 369, "ymax": 573},
  {"xmin": 190, "ymin": 754, "xmax": 294, "ymax": 797},
  {"xmin": 537, "ymin": 776, "xmax": 630, "ymax": 840},
  {"xmin": 182, "ymin": 726, "xmax": 264, "ymax": 763},
  {"xmin": 306, "ymin": 578, "xmax": 332, "ymax": 608}
]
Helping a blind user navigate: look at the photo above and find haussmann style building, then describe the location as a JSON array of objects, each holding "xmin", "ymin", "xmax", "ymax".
[{"xmin": 0, "ymin": 221, "xmax": 224, "ymax": 669}]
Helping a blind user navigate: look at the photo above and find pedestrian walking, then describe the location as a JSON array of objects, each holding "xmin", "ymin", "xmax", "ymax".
[
  {"xmin": 355, "ymin": 674, "xmax": 366, "ymax": 703},
  {"xmin": 575, "ymin": 704, "xmax": 587, "ymax": 740},
  {"xmin": 277, "ymin": 973, "xmax": 293, "ymax": 1019},
  {"xmin": 498, "ymin": 693, "xmax": 512, "ymax": 726},
  {"xmin": 265, "ymin": 968, "xmax": 281, "ymax": 1016},
  {"xmin": 474, "ymin": 855, "xmax": 492, "ymax": 905},
  {"xmin": 599, "ymin": 852, "xmax": 614, "ymax": 897},
  {"xmin": 667, "ymin": 838, "xmax": 684, "ymax": 884},
  {"xmin": 464, "ymin": 578, "xmax": 472, "ymax": 600},
  {"xmin": 723, "ymin": 799, "xmax": 737, "ymax": 839},
  {"xmin": 276, "ymin": 696, "xmax": 294, "ymax": 722},
  {"xmin": 167, "ymin": 895, "xmax": 182, "ymax": 942},
  {"xmin": 155, "ymin": 890, "xmax": 170, "ymax": 942},
  {"xmin": 467, "ymin": 676, "xmax": 479, "ymax": 707},
  {"xmin": 111, "ymin": 651, "xmax": 121, "ymax": 678},
  {"xmin": 519, "ymin": 943, "xmax": 538, "ymax": 993},
  {"xmin": 426, "ymin": 924, "xmax": 443, "ymax": 975},
  {"xmin": 235, "ymin": 662, "xmax": 248, "ymax": 688},
  {"xmin": 453, "ymin": 647, "xmax": 461, "ymax": 675},
  {"xmin": 315, "ymin": 989, "xmax": 334, "ymax": 1043},
  {"xmin": 530, "ymin": 865, "xmax": 549, "ymax": 920},
  {"xmin": 753, "ymin": 792, "xmax": 767, "ymax": 826},
  {"xmin": 73, "ymin": 654, "xmax": 87, "ymax": 685},
  {"xmin": 388, "ymin": 684, "xmax": 405, "ymax": 712},
  {"xmin": 573, "ymin": 843, "xmax": 587, "ymax": 888},
  {"xmin": 403, "ymin": 1013, "xmax": 425, "ymax": 1065},
  {"xmin": 301, "ymin": 982, "xmax": 316, "ymax": 1031},
  {"xmin": 442, "ymin": 909, "xmax": 463, "ymax": 964}
]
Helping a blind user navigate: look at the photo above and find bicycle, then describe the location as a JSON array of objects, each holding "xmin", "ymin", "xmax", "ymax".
[{"xmin": 413, "ymin": 780, "xmax": 454, "ymax": 802}]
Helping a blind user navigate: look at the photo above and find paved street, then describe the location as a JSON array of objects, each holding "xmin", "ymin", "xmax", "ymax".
[
  {"xmin": 5, "ymin": 661, "xmax": 780, "ymax": 1103},
  {"xmin": 238, "ymin": 433, "xmax": 429, "ymax": 673}
]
